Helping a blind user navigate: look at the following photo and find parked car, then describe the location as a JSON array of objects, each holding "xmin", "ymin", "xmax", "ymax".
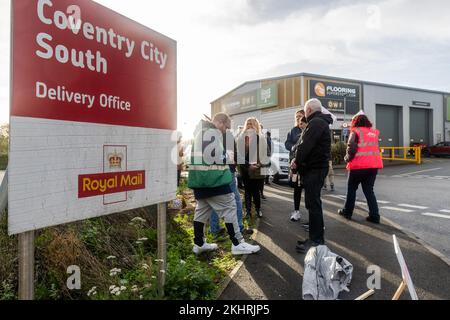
[
  {"xmin": 423, "ymin": 142, "xmax": 450, "ymax": 157},
  {"xmin": 269, "ymin": 141, "xmax": 290, "ymax": 183},
  {"xmin": 407, "ymin": 142, "xmax": 428, "ymax": 157}
]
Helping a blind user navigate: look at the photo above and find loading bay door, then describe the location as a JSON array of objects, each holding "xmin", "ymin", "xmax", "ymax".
[
  {"xmin": 410, "ymin": 107, "xmax": 431, "ymax": 146},
  {"xmin": 376, "ymin": 104, "xmax": 401, "ymax": 148}
]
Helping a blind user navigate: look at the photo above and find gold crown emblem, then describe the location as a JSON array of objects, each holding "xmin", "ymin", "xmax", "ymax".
[{"xmin": 108, "ymin": 150, "xmax": 123, "ymax": 169}]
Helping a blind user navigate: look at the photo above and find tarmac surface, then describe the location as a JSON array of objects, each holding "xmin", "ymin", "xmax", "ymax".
[{"xmin": 220, "ymin": 182, "xmax": 450, "ymax": 300}]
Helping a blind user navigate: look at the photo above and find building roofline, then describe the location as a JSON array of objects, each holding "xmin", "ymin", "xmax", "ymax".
[{"xmin": 211, "ymin": 72, "xmax": 450, "ymax": 104}]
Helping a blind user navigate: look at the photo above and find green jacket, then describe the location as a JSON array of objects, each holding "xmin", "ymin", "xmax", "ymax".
[{"xmin": 187, "ymin": 120, "xmax": 233, "ymax": 189}]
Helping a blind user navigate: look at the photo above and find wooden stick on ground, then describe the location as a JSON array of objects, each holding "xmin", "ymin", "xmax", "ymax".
[
  {"xmin": 355, "ymin": 289, "xmax": 375, "ymax": 300},
  {"xmin": 392, "ymin": 281, "xmax": 407, "ymax": 300}
]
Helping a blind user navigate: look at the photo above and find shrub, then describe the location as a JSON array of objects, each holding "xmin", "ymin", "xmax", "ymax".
[
  {"xmin": 0, "ymin": 213, "xmax": 17, "ymax": 300},
  {"xmin": 0, "ymin": 154, "xmax": 7, "ymax": 170},
  {"xmin": 331, "ymin": 142, "xmax": 347, "ymax": 165},
  {"xmin": 164, "ymin": 251, "xmax": 217, "ymax": 300}
]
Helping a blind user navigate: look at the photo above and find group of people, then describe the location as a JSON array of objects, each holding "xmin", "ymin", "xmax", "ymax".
[
  {"xmin": 187, "ymin": 114, "xmax": 272, "ymax": 255},
  {"xmin": 186, "ymin": 98, "xmax": 383, "ymax": 256}
]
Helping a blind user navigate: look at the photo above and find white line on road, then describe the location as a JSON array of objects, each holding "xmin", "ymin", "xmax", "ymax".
[
  {"xmin": 398, "ymin": 204, "xmax": 428, "ymax": 210},
  {"xmin": 380, "ymin": 206, "xmax": 414, "ymax": 213},
  {"xmin": 356, "ymin": 201, "xmax": 368, "ymax": 207},
  {"xmin": 396, "ymin": 168, "xmax": 442, "ymax": 177},
  {"xmin": 325, "ymin": 195, "xmax": 391, "ymax": 205},
  {"xmin": 422, "ymin": 213, "xmax": 450, "ymax": 220},
  {"xmin": 440, "ymin": 210, "xmax": 450, "ymax": 214},
  {"xmin": 325, "ymin": 195, "xmax": 346, "ymax": 200}
]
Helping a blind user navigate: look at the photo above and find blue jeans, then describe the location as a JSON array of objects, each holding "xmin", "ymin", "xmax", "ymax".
[{"xmin": 210, "ymin": 175, "xmax": 244, "ymax": 234}]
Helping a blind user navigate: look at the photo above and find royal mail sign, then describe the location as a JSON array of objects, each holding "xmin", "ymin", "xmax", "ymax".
[
  {"xmin": 9, "ymin": 0, "xmax": 177, "ymax": 234},
  {"xmin": 78, "ymin": 171, "xmax": 145, "ymax": 199}
]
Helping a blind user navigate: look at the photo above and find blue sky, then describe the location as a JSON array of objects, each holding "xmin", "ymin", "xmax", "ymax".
[{"xmin": 1, "ymin": 0, "xmax": 449, "ymax": 137}]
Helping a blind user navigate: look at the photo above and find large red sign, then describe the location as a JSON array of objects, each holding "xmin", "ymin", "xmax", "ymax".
[{"xmin": 12, "ymin": 0, "xmax": 177, "ymax": 130}]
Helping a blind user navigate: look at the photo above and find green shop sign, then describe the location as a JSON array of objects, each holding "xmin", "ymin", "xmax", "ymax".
[
  {"xmin": 257, "ymin": 84, "xmax": 278, "ymax": 109},
  {"xmin": 222, "ymin": 84, "xmax": 278, "ymax": 115}
]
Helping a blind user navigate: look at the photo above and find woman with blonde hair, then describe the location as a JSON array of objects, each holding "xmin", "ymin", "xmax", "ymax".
[{"xmin": 237, "ymin": 117, "xmax": 269, "ymax": 219}]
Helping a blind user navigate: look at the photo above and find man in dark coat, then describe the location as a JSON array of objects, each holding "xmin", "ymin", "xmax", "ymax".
[{"xmin": 293, "ymin": 99, "xmax": 333, "ymax": 253}]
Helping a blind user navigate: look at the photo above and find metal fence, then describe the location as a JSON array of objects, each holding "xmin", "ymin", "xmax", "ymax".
[{"xmin": 380, "ymin": 147, "xmax": 422, "ymax": 165}]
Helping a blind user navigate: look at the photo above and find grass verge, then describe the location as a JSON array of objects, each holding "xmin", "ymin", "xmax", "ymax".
[{"xmin": 0, "ymin": 178, "xmax": 256, "ymax": 300}]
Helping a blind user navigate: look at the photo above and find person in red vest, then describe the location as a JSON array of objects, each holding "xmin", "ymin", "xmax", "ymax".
[{"xmin": 338, "ymin": 111, "xmax": 384, "ymax": 224}]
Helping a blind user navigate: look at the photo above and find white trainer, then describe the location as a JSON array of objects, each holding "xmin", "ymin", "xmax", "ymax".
[
  {"xmin": 290, "ymin": 211, "xmax": 301, "ymax": 222},
  {"xmin": 193, "ymin": 242, "xmax": 218, "ymax": 255},
  {"xmin": 232, "ymin": 241, "xmax": 261, "ymax": 255}
]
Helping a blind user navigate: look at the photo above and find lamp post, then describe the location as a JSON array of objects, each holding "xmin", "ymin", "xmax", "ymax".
[{"xmin": 343, "ymin": 96, "xmax": 347, "ymax": 127}]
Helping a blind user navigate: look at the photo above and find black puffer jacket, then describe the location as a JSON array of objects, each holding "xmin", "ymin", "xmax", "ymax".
[{"xmin": 295, "ymin": 112, "xmax": 333, "ymax": 172}]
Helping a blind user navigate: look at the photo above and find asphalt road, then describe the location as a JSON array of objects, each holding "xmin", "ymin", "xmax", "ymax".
[{"xmin": 328, "ymin": 158, "xmax": 450, "ymax": 261}]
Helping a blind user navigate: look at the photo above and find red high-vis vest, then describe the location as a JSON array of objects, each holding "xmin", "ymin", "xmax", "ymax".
[{"xmin": 347, "ymin": 127, "xmax": 384, "ymax": 171}]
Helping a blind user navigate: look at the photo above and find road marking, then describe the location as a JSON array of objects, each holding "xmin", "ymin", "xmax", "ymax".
[
  {"xmin": 440, "ymin": 210, "xmax": 450, "ymax": 214},
  {"xmin": 356, "ymin": 201, "xmax": 367, "ymax": 207},
  {"xmin": 380, "ymin": 206, "xmax": 414, "ymax": 213},
  {"xmin": 325, "ymin": 195, "xmax": 391, "ymax": 205},
  {"xmin": 396, "ymin": 168, "xmax": 441, "ymax": 177},
  {"xmin": 422, "ymin": 213, "xmax": 450, "ymax": 220},
  {"xmin": 325, "ymin": 195, "xmax": 346, "ymax": 200},
  {"xmin": 398, "ymin": 204, "xmax": 428, "ymax": 210}
]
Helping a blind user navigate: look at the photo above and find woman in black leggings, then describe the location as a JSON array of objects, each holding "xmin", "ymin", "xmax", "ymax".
[{"xmin": 287, "ymin": 115, "xmax": 307, "ymax": 221}]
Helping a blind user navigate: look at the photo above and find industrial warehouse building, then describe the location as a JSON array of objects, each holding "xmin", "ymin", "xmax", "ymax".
[{"xmin": 211, "ymin": 73, "xmax": 450, "ymax": 147}]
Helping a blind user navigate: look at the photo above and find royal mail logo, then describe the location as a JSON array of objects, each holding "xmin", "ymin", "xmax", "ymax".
[
  {"xmin": 78, "ymin": 171, "xmax": 145, "ymax": 199},
  {"xmin": 108, "ymin": 150, "xmax": 124, "ymax": 169}
]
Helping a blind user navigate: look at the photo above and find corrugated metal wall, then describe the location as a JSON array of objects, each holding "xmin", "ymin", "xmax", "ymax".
[
  {"xmin": 261, "ymin": 107, "xmax": 298, "ymax": 143},
  {"xmin": 230, "ymin": 111, "xmax": 262, "ymax": 133}
]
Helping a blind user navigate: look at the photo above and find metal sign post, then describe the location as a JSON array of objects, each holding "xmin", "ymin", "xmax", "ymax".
[
  {"xmin": 18, "ymin": 231, "xmax": 35, "ymax": 300},
  {"xmin": 0, "ymin": 168, "xmax": 7, "ymax": 218},
  {"xmin": 343, "ymin": 96, "xmax": 347, "ymax": 125},
  {"xmin": 157, "ymin": 202, "xmax": 167, "ymax": 297}
]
